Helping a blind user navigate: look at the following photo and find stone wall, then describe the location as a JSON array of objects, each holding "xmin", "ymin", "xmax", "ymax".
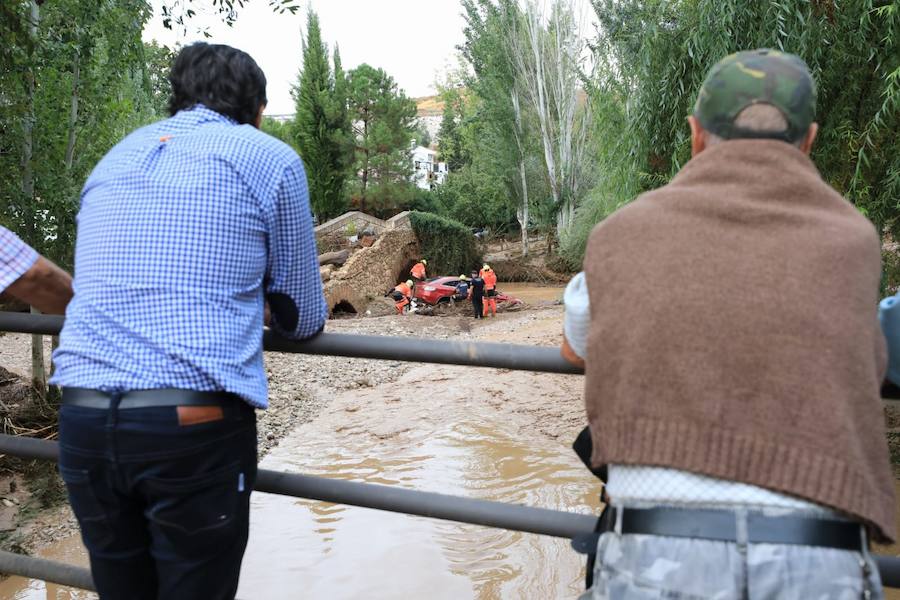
[
  {"xmin": 315, "ymin": 210, "xmax": 413, "ymax": 241},
  {"xmin": 386, "ymin": 211, "xmax": 411, "ymax": 230},
  {"xmin": 323, "ymin": 228, "xmax": 420, "ymax": 313},
  {"xmin": 315, "ymin": 211, "xmax": 387, "ymax": 237}
]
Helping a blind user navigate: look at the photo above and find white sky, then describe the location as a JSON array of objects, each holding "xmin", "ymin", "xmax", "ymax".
[{"xmin": 142, "ymin": 1, "xmax": 469, "ymax": 115}]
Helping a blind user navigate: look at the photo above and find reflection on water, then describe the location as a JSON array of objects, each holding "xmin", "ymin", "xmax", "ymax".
[
  {"xmin": 0, "ymin": 535, "xmax": 94, "ymax": 600},
  {"xmin": 237, "ymin": 421, "xmax": 601, "ymax": 599}
]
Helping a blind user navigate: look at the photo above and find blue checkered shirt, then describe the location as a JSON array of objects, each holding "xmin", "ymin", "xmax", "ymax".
[
  {"xmin": 0, "ymin": 226, "xmax": 39, "ymax": 294},
  {"xmin": 51, "ymin": 106, "xmax": 328, "ymax": 408}
]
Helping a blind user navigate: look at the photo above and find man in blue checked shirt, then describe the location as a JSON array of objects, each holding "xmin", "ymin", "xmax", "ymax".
[
  {"xmin": 51, "ymin": 43, "xmax": 327, "ymax": 600},
  {"xmin": 0, "ymin": 225, "xmax": 73, "ymax": 314}
]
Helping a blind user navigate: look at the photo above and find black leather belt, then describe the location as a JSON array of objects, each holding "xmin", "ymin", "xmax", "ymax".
[
  {"xmin": 62, "ymin": 387, "xmax": 241, "ymax": 409},
  {"xmin": 572, "ymin": 506, "xmax": 863, "ymax": 554}
]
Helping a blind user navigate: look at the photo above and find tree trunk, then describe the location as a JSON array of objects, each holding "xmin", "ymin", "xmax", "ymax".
[
  {"xmin": 64, "ymin": 52, "xmax": 80, "ymax": 171},
  {"xmin": 511, "ymin": 88, "xmax": 529, "ymax": 257},
  {"xmin": 318, "ymin": 249, "xmax": 350, "ymax": 266},
  {"xmin": 517, "ymin": 158, "xmax": 529, "ymax": 257},
  {"xmin": 360, "ymin": 113, "xmax": 369, "ymax": 213},
  {"xmin": 23, "ymin": 1, "xmax": 46, "ymax": 399},
  {"xmin": 30, "ymin": 308, "xmax": 46, "ymax": 398}
]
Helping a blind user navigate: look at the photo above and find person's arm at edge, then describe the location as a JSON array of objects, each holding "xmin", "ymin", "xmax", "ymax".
[
  {"xmin": 264, "ymin": 157, "xmax": 328, "ymax": 340},
  {"xmin": 561, "ymin": 334, "xmax": 585, "ymax": 369},
  {"xmin": 5, "ymin": 256, "xmax": 74, "ymax": 315},
  {"xmin": 561, "ymin": 271, "xmax": 589, "ymax": 369}
]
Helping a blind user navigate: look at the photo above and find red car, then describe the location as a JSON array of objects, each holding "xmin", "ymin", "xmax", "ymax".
[{"xmin": 413, "ymin": 276, "xmax": 520, "ymax": 306}]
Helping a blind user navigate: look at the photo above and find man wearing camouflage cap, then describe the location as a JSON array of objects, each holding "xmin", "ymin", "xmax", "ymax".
[{"xmin": 563, "ymin": 49, "xmax": 893, "ymax": 597}]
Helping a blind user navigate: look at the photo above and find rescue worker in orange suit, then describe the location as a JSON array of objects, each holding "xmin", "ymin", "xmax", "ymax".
[
  {"xmin": 480, "ymin": 264, "xmax": 498, "ymax": 317},
  {"xmin": 410, "ymin": 259, "xmax": 427, "ymax": 282},
  {"xmin": 390, "ymin": 279, "xmax": 413, "ymax": 314}
]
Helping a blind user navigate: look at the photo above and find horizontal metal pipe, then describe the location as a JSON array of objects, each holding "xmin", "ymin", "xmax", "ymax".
[
  {"xmin": 0, "ymin": 311, "xmax": 583, "ymax": 375},
  {"xmin": 253, "ymin": 469, "xmax": 598, "ymax": 539},
  {"xmin": 0, "ymin": 550, "xmax": 95, "ymax": 591}
]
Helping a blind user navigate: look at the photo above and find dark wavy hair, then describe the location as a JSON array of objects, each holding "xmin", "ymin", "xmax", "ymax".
[{"xmin": 167, "ymin": 43, "xmax": 267, "ymax": 125}]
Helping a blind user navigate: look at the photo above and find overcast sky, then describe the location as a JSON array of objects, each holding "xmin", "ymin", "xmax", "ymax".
[{"xmin": 143, "ymin": 1, "xmax": 469, "ymax": 115}]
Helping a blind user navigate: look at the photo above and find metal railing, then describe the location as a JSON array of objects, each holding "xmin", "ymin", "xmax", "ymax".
[{"xmin": 0, "ymin": 310, "xmax": 898, "ymax": 592}]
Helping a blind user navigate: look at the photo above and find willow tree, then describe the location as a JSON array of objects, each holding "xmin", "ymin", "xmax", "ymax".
[{"xmin": 563, "ymin": 0, "xmax": 900, "ymax": 267}]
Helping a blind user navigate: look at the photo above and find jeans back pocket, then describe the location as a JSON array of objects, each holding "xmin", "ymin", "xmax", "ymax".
[
  {"xmin": 142, "ymin": 461, "xmax": 243, "ymax": 553},
  {"xmin": 58, "ymin": 465, "xmax": 117, "ymax": 551}
]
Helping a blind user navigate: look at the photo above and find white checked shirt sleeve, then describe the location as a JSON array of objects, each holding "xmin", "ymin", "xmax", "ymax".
[
  {"xmin": 0, "ymin": 226, "xmax": 39, "ymax": 294},
  {"xmin": 265, "ymin": 158, "xmax": 328, "ymax": 339},
  {"xmin": 563, "ymin": 271, "xmax": 590, "ymax": 359}
]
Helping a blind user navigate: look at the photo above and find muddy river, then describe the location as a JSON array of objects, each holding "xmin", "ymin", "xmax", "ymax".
[{"xmin": 1, "ymin": 288, "xmax": 611, "ymax": 599}]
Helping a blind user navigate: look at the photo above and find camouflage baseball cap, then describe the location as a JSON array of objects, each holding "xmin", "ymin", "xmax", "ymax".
[{"xmin": 693, "ymin": 49, "xmax": 816, "ymax": 142}]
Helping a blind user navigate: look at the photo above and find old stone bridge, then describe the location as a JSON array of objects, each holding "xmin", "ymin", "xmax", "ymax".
[{"xmin": 315, "ymin": 212, "xmax": 420, "ymax": 315}]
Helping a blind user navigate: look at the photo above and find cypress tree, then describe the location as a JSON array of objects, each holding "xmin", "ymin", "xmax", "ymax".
[
  {"xmin": 292, "ymin": 9, "xmax": 347, "ymax": 221},
  {"xmin": 324, "ymin": 44, "xmax": 352, "ymax": 217}
]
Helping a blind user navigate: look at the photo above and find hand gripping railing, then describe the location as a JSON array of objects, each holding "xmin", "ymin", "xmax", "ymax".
[{"xmin": 0, "ymin": 311, "xmax": 897, "ymax": 592}]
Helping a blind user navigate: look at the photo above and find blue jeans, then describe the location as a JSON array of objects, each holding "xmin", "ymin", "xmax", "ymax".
[{"xmin": 58, "ymin": 395, "xmax": 257, "ymax": 600}]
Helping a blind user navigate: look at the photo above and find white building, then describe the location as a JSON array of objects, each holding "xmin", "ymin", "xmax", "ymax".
[{"xmin": 411, "ymin": 145, "xmax": 448, "ymax": 190}]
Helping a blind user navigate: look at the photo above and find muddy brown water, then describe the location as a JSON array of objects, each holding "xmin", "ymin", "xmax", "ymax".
[{"xmin": 495, "ymin": 282, "xmax": 564, "ymax": 306}]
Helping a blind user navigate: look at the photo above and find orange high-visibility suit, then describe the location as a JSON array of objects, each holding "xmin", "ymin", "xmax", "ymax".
[
  {"xmin": 393, "ymin": 282, "xmax": 412, "ymax": 314},
  {"xmin": 481, "ymin": 268, "xmax": 497, "ymax": 317},
  {"xmin": 411, "ymin": 262, "xmax": 426, "ymax": 280}
]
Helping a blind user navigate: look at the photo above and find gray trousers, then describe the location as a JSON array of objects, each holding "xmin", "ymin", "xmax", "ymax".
[{"xmin": 580, "ymin": 528, "xmax": 881, "ymax": 599}]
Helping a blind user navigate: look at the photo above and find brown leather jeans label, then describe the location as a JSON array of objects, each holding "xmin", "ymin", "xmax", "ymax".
[{"xmin": 176, "ymin": 406, "xmax": 224, "ymax": 426}]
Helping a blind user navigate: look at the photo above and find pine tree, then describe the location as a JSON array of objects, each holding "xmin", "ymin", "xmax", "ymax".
[{"xmin": 346, "ymin": 64, "xmax": 417, "ymax": 215}]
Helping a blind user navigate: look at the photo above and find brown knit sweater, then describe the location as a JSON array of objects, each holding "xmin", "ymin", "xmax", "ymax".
[{"xmin": 583, "ymin": 140, "xmax": 896, "ymax": 541}]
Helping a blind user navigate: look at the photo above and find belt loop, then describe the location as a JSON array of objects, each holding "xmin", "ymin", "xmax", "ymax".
[
  {"xmin": 859, "ymin": 526, "xmax": 874, "ymax": 600},
  {"xmin": 108, "ymin": 391, "xmax": 122, "ymax": 463},
  {"xmin": 735, "ymin": 507, "xmax": 748, "ymax": 549},
  {"xmin": 614, "ymin": 505, "xmax": 624, "ymax": 535}
]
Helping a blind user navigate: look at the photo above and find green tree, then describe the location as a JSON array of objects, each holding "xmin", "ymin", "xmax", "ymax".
[
  {"xmin": 414, "ymin": 123, "xmax": 432, "ymax": 148},
  {"xmin": 346, "ymin": 64, "xmax": 417, "ymax": 215},
  {"xmin": 437, "ymin": 88, "xmax": 469, "ymax": 171},
  {"xmin": 460, "ymin": 0, "xmax": 545, "ymax": 254},
  {"xmin": 562, "ymin": 0, "xmax": 900, "ymax": 268},
  {"xmin": 261, "ymin": 117, "xmax": 298, "ymax": 151},
  {"xmin": 1, "ymin": 0, "xmax": 160, "ymax": 397},
  {"xmin": 141, "ymin": 41, "xmax": 176, "ymax": 118},
  {"xmin": 292, "ymin": 9, "xmax": 352, "ymax": 222},
  {"xmin": 328, "ymin": 44, "xmax": 353, "ymax": 214}
]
